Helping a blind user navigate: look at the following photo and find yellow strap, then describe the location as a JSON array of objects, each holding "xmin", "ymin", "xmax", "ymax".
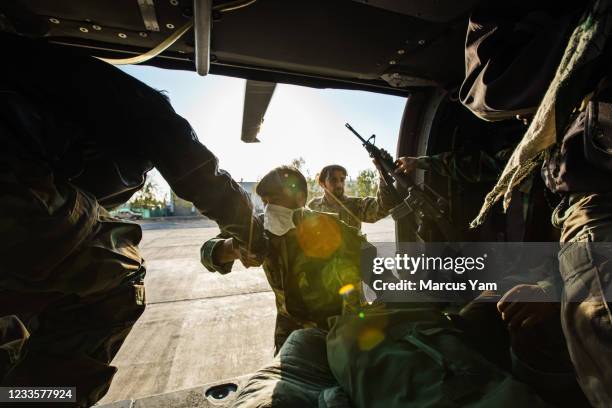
[{"xmin": 97, "ymin": 20, "xmax": 193, "ymax": 65}]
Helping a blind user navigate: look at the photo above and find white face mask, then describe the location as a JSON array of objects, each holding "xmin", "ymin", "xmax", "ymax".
[{"xmin": 263, "ymin": 204, "xmax": 296, "ymax": 236}]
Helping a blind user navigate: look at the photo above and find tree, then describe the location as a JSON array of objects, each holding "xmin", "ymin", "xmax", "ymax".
[
  {"xmin": 307, "ymin": 176, "xmax": 321, "ymax": 202},
  {"xmin": 288, "ymin": 157, "xmax": 321, "ymax": 201},
  {"xmin": 129, "ymin": 178, "xmax": 166, "ymax": 209},
  {"xmin": 290, "ymin": 157, "xmax": 305, "ymax": 171},
  {"xmin": 355, "ymin": 169, "xmax": 378, "ymax": 197}
]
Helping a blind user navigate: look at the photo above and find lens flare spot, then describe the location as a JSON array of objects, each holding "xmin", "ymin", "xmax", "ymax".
[
  {"xmin": 358, "ymin": 328, "xmax": 385, "ymax": 351},
  {"xmin": 358, "ymin": 311, "xmax": 365, "ymax": 319},
  {"xmin": 296, "ymin": 214, "xmax": 341, "ymax": 258},
  {"xmin": 338, "ymin": 283, "xmax": 355, "ymax": 296}
]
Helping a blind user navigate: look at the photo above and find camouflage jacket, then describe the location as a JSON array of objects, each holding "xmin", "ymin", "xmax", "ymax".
[
  {"xmin": 1, "ymin": 33, "xmax": 265, "ymax": 254},
  {"xmin": 201, "ymin": 209, "xmax": 365, "ymax": 349},
  {"xmin": 307, "ymin": 182, "xmax": 398, "ymax": 230}
]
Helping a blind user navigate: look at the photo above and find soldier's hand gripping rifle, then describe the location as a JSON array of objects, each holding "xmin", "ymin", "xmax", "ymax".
[{"xmin": 345, "ymin": 123, "xmax": 457, "ymax": 242}]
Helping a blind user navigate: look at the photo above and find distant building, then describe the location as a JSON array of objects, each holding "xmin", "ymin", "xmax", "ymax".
[
  {"xmin": 168, "ymin": 181, "xmax": 262, "ymax": 217},
  {"xmin": 170, "ymin": 191, "xmax": 198, "ymax": 217}
]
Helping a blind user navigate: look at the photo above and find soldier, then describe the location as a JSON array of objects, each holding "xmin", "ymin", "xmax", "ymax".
[
  {"xmin": 396, "ymin": 147, "xmax": 590, "ymax": 405},
  {"xmin": 201, "ymin": 166, "xmax": 367, "ymax": 354},
  {"xmin": 307, "ymin": 164, "xmax": 398, "ymax": 230},
  {"xmin": 459, "ymin": 2, "xmax": 612, "ymax": 406},
  {"xmin": 203, "ymin": 168, "xmax": 551, "ymax": 408},
  {"xmin": 394, "ymin": 145, "xmax": 552, "ymax": 242},
  {"xmin": 0, "ymin": 34, "xmax": 266, "ymax": 407}
]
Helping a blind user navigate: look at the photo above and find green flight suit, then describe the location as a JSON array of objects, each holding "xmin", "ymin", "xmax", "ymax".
[
  {"xmin": 202, "ymin": 209, "xmax": 367, "ymax": 354},
  {"xmin": 231, "ymin": 328, "xmax": 351, "ymax": 408}
]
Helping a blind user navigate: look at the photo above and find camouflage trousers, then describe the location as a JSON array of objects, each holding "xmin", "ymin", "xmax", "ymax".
[
  {"xmin": 274, "ymin": 313, "xmax": 310, "ymax": 356},
  {"xmin": 0, "ymin": 164, "xmax": 146, "ymax": 407},
  {"xmin": 554, "ymin": 193, "xmax": 612, "ymax": 408},
  {"xmin": 233, "ymin": 328, "xmax": 349, "ymax": 408}
]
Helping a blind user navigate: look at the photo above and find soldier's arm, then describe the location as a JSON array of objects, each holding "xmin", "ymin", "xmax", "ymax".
[
  {"xmin": 141, "ymin": 103, "xmax": 266, "ymax": 257},
  {"xmin": 13, "ymin": 39, "xmax": 267, "ymax": 259},
  {"xmin": 404, "ymin": 148, "xmax": 513, "ymax": 183},
  {"xmin": 77, "ymin": 56, "xmax": 267, "ymax": 257},
  {"xmin": 352, "ymin": 196, "xmax": 383, "ymax": 224},
  {"xmin": 376, "ymin": 178, "xmax": 401, "ymax": 212},
  {"xmin": 353, "ymin": 177, "xmax": 401, "ymax": 224},
  {"xmin": 146, "ymin": 112, "xmax": 266, "ymax": 256},
  {"xmin": 200, "ymin": 233, "xmax": 239, "ymax": 274}
]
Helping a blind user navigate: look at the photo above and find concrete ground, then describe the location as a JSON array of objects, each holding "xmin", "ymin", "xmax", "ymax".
[{"xmin": 97, "ymin": 217, "xmax": 395, "ymax": 405}]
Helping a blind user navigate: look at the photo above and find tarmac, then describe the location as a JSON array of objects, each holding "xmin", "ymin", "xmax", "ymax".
[{"xmin": 97, "ymin": 216, "xmax": 395, "ymax": 405}]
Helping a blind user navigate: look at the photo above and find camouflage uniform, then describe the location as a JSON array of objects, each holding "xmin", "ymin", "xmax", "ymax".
[
  {"xmin": 232, "ymin": 328, "xmax": 351, "ymax": 408},
  {"xmin": 457, "ymin": 3, "xmax": 612, "ymax": 405},
  {"xmin": 307, "ymin": 182, "xmax": 397, "ymax": 230},
  {"xmin": 547, "ymin": 193, "xmax": 612, "ymax": 407},
  {"xmin": 202, "ymin": 209, "xmax": 366, "ymax": 354},
  {"xmin": 419, "ymin": 148, "xmax": 585, "ymax": 403},
  {"xmin": 0, "ymin": 34, "xmax": 264, "ymax": 407},
  {"xmin": 307, "ymin": 150, "xmax": 513, "ymax": 231}
]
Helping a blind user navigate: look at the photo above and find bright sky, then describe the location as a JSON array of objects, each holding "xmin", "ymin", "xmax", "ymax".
[{"xmin": 120, "ymin": 65, "xmax": 406, "ymax": 195}]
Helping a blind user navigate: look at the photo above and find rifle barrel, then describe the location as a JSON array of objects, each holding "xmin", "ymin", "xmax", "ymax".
[{"xmin": 345, "ymin": 123, "xmax": 368, "ymax": 144}]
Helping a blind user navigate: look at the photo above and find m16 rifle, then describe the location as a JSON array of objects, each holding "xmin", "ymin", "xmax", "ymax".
[{"xmin": 345, "ymin": 123, "xmax": 457, "ymax": 242}]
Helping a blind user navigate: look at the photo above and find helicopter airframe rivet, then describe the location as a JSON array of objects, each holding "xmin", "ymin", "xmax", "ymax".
[
  {"xmin": 79, "ymin": 27, "xmax": 89, "ymax": 33},
  {"xmin": 139, "ymin": 32, "xmax": 148, "ymax": 37},
  {"xmin": 49, "ymin": 18, "xmax": 60, "ymax": 24},
  {"xmin": 389, "ymin": 60, "xmax": 397, "ymax": 65},
  {"xmin": 397, "ymin": 49, "xmax": 405, "ymax": 55},
  {"xmin": 92, "ymin": 25, "xmax": 102, "ymax": 31},
  {"xmin": 166, "ymin": 23, "xmax": 175, "ymax": 29},
  {"xmin": 418, "ymin": 39, "xmax": 425, "ymax": 45},
  {"xmin": 118, "ymin": 33, "xmax": 127, "ymax": 38},
  {"xmin": 170, "ymin": 0, "xmax": 179, "ymax": 5}
]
